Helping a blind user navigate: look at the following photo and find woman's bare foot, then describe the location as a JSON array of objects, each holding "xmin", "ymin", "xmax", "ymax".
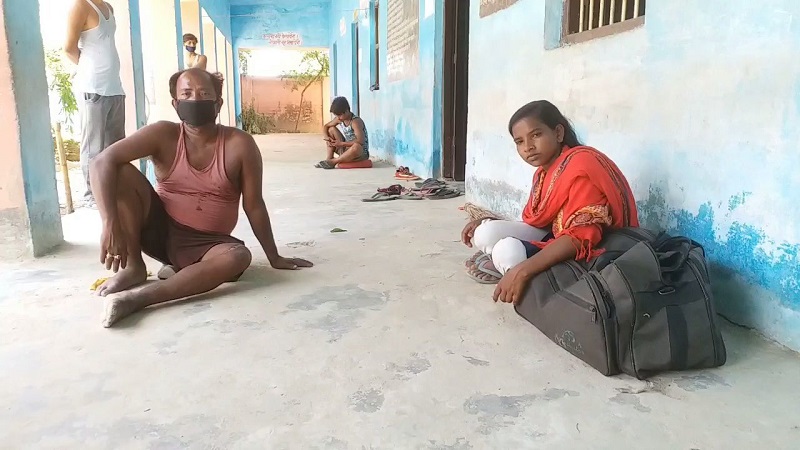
[
  {"xmin": 95, "ymin": 262, "xmax": 148, "ymax": 297},
  {"xmin": 102, "ymin": 290, "xmax": 146, "ymax": 328}
]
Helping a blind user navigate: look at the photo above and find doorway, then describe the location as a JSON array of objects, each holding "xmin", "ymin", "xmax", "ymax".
[{"xmin": 442, "ymin": 0, "xmax": 469, "ymax": 181}]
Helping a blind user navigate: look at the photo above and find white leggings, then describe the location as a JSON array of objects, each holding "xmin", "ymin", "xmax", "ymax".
[{"xmin": 472, "ymin": 220, "xmax": 549, "ymax": 275}]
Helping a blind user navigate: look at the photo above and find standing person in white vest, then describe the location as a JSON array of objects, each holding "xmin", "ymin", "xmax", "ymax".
[{"xmin": 64, "ymin": 0, "xmax": 126, "ymax": 205}]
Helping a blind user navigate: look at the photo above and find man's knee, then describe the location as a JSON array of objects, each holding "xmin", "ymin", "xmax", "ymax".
[{"xmin": 225, "ymin": 245, "xmax": 252, "ymax": 273}]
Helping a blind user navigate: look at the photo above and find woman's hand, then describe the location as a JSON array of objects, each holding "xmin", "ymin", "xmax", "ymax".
[
  {"xmin": 461, "ymin": 219, "xmax": 482, "ymax": 247},
  {"xmin": 493, "ymin": 266, "xmax": 531, "ymax": 305}
]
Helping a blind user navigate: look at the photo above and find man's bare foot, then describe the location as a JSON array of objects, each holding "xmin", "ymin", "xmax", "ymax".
[
  {"xmin": 102, "ymin": 291, "xmax": 146, "ymax": 328},
  {"xmin": 96, "ymin": 263, "xmax": 148, "ymax": 297}
]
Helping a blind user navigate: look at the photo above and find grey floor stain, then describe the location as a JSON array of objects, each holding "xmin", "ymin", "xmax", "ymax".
[
  {"xmin": 674, "ymin": 373, "xmax": 730, "ymax": 392},
  {"xmin": 348, "ymin": 388, "xmax": 385, "ymax": 413},
  {"xmin": 427, "ymin": 437, "xmax": 473, "ymax": 449},
  {"xmin": 464, "ymin": 388, "xmax": 578, "ymax": 434},
  {"xmin": 314, "ymin": 437, "xmax": 348, "ymax": 449},
  {"xmin": 188, "ymin": 319, "xmax": 265, "ymax": 334},
  {"xmin": 183, "ymin": 302, "xmax": 212, "ymax": 316},
  {"xmin": 610, "ymin": 393, "xmax": 652, "ymax": 412},
  {"xmin": 285, "ymin": 285, "xmax": 387, "ymax": 342},
  {"xmin": 387, "ymin": 353, "xmax": 431, "ymax": 380},
  {"xmin": 287, "ymin": 240, "xmax": 316, "ymax": 248},
  {"xmin": 463, "ymin": 356, "xmax": 490, "ymax": 367},
  {"xmin": 34, "ymin": 413, "xmax": 244, "ymax": 448},
  {"xmin": 155, "ymin": 339, "xmax": 179, "ymax": 355}
]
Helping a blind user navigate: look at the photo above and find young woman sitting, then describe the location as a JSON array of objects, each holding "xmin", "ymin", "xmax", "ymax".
[{"xmin": 462, "ymin": 100, "xmax": 639, "ymax": 305}]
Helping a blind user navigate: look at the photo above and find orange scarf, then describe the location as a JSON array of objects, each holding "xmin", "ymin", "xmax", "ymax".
[{"xmin": 522, "ymin": 146, "xmax": 639, "ymax": 260}]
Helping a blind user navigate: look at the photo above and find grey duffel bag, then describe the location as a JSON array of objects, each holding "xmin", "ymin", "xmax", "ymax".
[{"xmin": 514, "ymin": 229, "xmax": 727, "ymax": 379}]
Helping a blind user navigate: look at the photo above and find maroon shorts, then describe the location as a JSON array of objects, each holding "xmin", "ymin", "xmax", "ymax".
[{"xmin": 141, "ymin": 191, "xmax": 244, "ymax": 270}]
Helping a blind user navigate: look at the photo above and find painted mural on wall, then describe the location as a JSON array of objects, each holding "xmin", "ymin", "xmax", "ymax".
[
  {"xmin": 386, "ymin": 0, "xmax": 420, "ymax": 81},
  {"xmin": 479, "ymin": 0, "xmax": 519, "ymax": 18}
]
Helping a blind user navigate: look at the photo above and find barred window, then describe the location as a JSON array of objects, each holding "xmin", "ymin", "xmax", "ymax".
[{"xmin": 565, "ymin": 0, "xmax": 645, "ymax": 43}]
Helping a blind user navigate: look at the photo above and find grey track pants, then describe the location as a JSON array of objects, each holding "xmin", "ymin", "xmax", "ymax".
[{"xmin": 80, "ymin": 94, "xmax": 125, "ymax": 199}]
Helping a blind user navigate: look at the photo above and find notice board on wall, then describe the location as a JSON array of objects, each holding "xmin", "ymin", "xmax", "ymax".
[
  {"xmin": 479, "ymin": 0, "xmax": 519, "ymax": 18},
  {"xmin": 386, "ymin": 0, "xmax": 420, "ymax": 81}
]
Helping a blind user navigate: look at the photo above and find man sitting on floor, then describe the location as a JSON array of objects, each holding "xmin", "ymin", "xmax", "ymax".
[
  {"xmin": 317, "ymin": 96, "xmax": 370, "ymax": 169},
  {"xmin": 91, "ymin": 68, "xmax": 313, "ymax": 328}
]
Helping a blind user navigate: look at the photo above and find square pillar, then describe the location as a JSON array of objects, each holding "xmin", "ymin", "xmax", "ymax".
[{"xmin": 0, "ymin": 0, "xmax": 63, "ymax": 259}]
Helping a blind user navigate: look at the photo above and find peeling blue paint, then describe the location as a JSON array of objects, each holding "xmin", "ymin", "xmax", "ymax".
[{"xmin": 639, "ymin": 187, "xmax": 800, "ymax": 349}]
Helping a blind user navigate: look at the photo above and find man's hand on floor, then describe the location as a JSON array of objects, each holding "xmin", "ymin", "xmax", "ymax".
[{"xmin": 270, "ymin": 256, "xmax": 314, "ymax": 270}]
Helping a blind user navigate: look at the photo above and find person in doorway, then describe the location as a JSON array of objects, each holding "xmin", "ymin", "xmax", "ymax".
[
  {"xmin": 461, "ymin": 100, "xmax": 639, "ymax": 304},
  {"xmin": 64, "ymin": 0, "xmax": 126, "ymax": 205},
  {"xmin": 317, "ymin": 97, "xmax": 370, "ymax": 169},
  {"xmin": 90, "ymin": 68, "xmax": 313, "ymax": 327},
  {"xmin": 183, "ymin": 33, "xmax": 208, "ymax": 70}
]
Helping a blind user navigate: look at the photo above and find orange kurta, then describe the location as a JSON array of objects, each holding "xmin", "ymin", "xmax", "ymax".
[{"xmin": 521, "ymin": 146, "xmax": 639, "ymax": 260}]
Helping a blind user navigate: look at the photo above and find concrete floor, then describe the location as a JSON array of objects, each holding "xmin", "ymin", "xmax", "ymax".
[{"xmin": 2, "ymin": 134, "xmax": 799, "ymax": 449}]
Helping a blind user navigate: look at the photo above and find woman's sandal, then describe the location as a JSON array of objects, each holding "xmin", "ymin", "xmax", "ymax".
[
  {"xmin": 465, "ymin": 258, "xmax": 502, "ymax": 285},
  {"xmin": 464, "ymin": 251, "xmax": 489, "ymax": 269}
]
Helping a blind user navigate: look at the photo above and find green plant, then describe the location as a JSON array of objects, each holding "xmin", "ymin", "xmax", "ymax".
[
  {"xmin": 238, "ymin": 49, "xmax": 252, "ymax": 76},
  {"xmin": 44, "ymin": 49, "xmax": 78, "ymax": 131},
  {"xmin": 281, "ymin": 50, "xmax": 330, "ymax": 132},
  {"xmin": 238, "ymin": 100, "xmax": 276, "ymax": 135}
]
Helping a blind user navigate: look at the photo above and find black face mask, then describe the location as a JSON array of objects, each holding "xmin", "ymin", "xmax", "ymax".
[{"xmin": 176, "ymin": 100, "xmax": 218, "ymax": 127}]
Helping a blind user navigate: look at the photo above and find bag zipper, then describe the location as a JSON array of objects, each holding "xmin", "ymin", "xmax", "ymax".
[
  {"xmin": 587, "ymin": 273, "xmax": 613, "ymax": 319},
  {"xmin": 545, "ymin": 266, "xmax": 597, "ymax": 321},
  {"xmin": 686, "ymin": 254, "xmax": 722, "ymax": 363}
]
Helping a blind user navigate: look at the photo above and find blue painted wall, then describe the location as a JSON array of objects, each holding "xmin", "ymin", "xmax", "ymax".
[
  {"xmin": 2, "ymin": 0, "xmax": 63, "ymax": 255},
  {"xmin": 200, "ymin": 0, "xmax": 233, "ymax": 40},
  {"xmin": 466, "ymin": 0, "xmax": 800, "ymax": 350},
  {"xmin": 329, "ymin": 0, "xmax": 441, "ymax": 178},
  {"xmin": 231, "ymin": 0, "xmax": 330, "ymax": 48}
]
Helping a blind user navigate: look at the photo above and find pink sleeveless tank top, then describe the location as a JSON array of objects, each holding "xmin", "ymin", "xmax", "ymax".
[{"xmin": 156, "ymin": 124, "xmax": 241, "ymax": 234}]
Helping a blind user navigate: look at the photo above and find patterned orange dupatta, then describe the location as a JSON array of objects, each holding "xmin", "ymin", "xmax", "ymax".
[{"xmin": 521, "ymin": 146, "xmax": 639, "ymax": 260}]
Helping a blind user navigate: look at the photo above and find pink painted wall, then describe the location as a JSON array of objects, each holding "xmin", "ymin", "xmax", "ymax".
[
  {"xmin": 0, "ymin": 11, "xmax": 25, "ymax": 211},
  {"xmin": 240, "ymin": 75, "xmax": 328, "ymax": 133}
]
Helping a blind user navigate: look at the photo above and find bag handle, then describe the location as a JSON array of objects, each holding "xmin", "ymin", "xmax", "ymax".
[{"xmin": 653, "ymin": 236, "xmax": 704, "ymax": 274}]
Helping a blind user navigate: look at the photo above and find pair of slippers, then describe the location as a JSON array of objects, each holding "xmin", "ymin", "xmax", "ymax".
[
  {"xmin": 464, "ymin": 251, "xmax": 501, "ymax": 284},
  {"xmin": 395, "ymin": 166, "xmax": 421, "ymax": 181},
  {"xmin": 315, "ymin": 160, "xmax": 336, "ymax": 169},
  {"xmin": 362, "ymin": 183, "xmax": 463, "ymax": 202}
]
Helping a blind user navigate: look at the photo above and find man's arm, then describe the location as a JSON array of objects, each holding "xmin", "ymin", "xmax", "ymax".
[
  {"xmin": 64, "ymin": 0, "xmax": 88, "ymax": 65},
  {"xmin": 195, "ymin": 54, "xmax": 208, "ymax": 70},
  {"xmin": 238, "ymin": 133, "xmax": 282, "ymax": 263},
  {"xmin": 322, "ymin": 118, "xmax": 340, "ymax": 139},
  {"xmin": 91, "ymin": 122, "xmax": 171, "ymax": 226}
]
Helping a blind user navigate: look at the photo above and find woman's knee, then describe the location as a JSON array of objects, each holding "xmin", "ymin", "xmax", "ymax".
[
  {"xmin": 472, "ymin": 220, "xmax": 508, "ymax": 252},
  {"xmin": 491, "ymin": 237, "xmax": 528, "ymax": 274}
]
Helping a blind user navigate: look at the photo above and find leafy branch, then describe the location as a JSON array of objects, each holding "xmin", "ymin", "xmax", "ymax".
[{"xmin": 280, "ymin": 50, "xmax": 330, "ymax": 132}]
